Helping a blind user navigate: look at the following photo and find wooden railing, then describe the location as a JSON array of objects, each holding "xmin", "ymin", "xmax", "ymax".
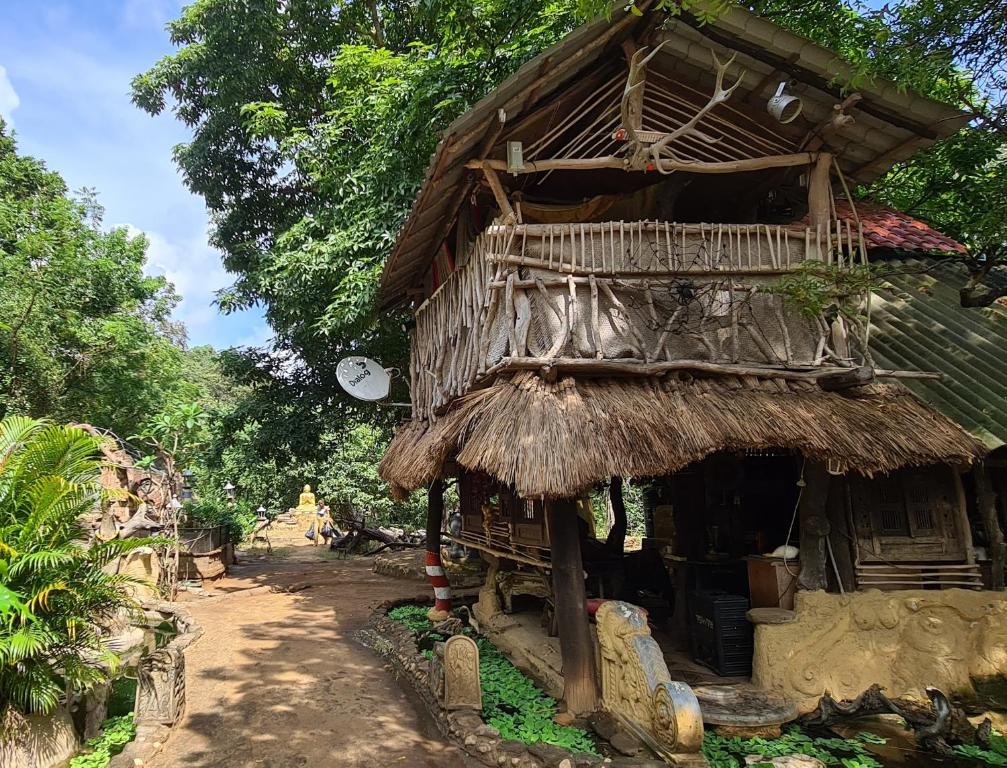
[
  {"xmin": 483, "ymin": 219, "xmax": 867, "ymax": 275},
  {"xmin": 410, "ymin": 220, "xmax": 867, "ymax": 420}
]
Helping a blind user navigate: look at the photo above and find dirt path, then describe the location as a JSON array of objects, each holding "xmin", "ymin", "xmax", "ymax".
[{"xmin": 146, "ymin": 547, "xmax": 467, "ymax": 768}]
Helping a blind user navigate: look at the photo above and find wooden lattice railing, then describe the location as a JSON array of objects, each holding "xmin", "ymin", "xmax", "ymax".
[{"xmin": 410, "ymin": 220, "xmax": 867, "ymax": 420}]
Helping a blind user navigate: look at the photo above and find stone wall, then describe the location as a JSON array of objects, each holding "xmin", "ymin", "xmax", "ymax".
[{"xmin": 752, "ymin": 589, "xmax": 1007, "ymax": 712}]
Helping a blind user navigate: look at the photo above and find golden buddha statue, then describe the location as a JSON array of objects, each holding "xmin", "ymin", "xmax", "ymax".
[{"xmin": 296, "ymin": 484, "xmax": 317, "ymax": 513}]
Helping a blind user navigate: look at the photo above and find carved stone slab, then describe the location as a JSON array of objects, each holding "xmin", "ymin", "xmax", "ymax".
[
  {"xmin": 135, "ymin": 646, "xmax": 186, "ymax": 725},
  {"xmin": 443, "ymin": 635, "xmax": 482, "ymax": 711},
  {"xmin": 596, "ymin": 601, "xmax": 705, "ymax": 757}
]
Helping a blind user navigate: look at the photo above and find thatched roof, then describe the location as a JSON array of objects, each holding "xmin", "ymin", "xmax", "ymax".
[{"xmin": 379, "ymin": 373, "xmax": 984, "ymax": 499}]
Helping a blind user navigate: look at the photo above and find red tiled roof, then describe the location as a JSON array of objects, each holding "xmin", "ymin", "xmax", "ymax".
[{"xmin": 798, "ymin": 201, "xmax": 967, "ymax": 255}]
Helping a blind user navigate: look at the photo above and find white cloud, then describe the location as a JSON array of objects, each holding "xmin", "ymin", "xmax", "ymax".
[
  {"xmin": 121, "ymin": 0, "xmax": 175, "ymax": 30},
  {"xmin": 124, "ymin": 224, "xmax": 272, "ymax": 350},
  {"xmin": 0, "ymin": 65, "xmax": 20, "ymax": 126}
]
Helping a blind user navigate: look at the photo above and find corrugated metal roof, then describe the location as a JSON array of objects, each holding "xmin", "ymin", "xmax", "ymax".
[
  {"xmin": 869, "ymin": 258, "xmax": 1007, "ymax": 449},
  {"xmin": 377, "ymin": 1, "xmax": 970, "ymax": 309}
]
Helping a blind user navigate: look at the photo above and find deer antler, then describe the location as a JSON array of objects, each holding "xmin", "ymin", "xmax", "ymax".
[
  {"xmin": 620, "ymin": 42, "xmax": 666, "ymax": 143},
  {"xmin": 649, "ymin": 50, "xmax": 745, "ymax": 173}
]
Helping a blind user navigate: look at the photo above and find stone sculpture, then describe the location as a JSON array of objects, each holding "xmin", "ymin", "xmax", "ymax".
[
  {"xmin": 595, "ymin": 601, "xmax": 705, "ymax": 764},
  {"xmin": 296, "ymin": 484, "xmax": 317, "ymax": 513},
  {"xmin": 444, "ymin": 635, "xmax": 482, "ymax": 710},
  {"xmin": 135, "ymin": 645, "xmax": 186, "ymax": 725}
]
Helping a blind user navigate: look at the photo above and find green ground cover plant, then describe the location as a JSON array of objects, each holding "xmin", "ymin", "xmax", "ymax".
[
  {"xmin": 68, "ymin": 713, "xmax": 136, "ymax": 768},
  {"xmin": 952, "ymin": 731, "xmax": 1007, "ymax": 766},
  {"xmin": 386, "ymin": 604, "xmax": 597, "ymax": 755},
  {"xmin": 702, "ymin": 726, "xmax": 884, "ymax": 768}
]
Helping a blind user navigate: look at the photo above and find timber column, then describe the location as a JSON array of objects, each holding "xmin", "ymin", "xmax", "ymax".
[
  {"xmin": 426, "ymin": 479, "xmax": 452, "ymax": 621},
  {"xmin": 546, "ymin": 498, "xmax": 599, "ymax": 715}
]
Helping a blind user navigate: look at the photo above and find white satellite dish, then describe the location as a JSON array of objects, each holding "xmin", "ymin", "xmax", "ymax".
[{"xmin": 336, "ymin": 356, "xmax": 391, "ymax": 401}]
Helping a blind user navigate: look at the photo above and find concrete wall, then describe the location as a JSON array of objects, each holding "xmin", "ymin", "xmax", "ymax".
[
  {"xmin": 0, "ymin": 708, "xmax": 80, "ymax": 768},
  {"xmin": 752, "ymin": 589, "xmax": 1007, "ymax": 712}
]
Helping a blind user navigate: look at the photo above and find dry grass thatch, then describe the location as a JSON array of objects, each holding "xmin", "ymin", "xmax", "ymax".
[{"xmin": 380, "ymin": 372, "xmax": 985, "ymax": 499}]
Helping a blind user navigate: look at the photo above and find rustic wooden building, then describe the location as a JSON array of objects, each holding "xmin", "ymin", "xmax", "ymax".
[{"xmin": 377, "ymin": 0, "xmax": 1003, "ymax": 744}]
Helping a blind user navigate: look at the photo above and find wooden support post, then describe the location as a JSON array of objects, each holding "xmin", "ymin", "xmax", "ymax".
[
  {"xmin": 797, "ymin": 462, "xmax": 832, "ymax": 591},
  {"xmin": 425, "ymin": 479, "xmax": 452, "ymax": 620},
  {"xmin": 807, "ymin": 152, "xmax": 833, "ymax": 234},
  {"xmin": 826, "ymin": 477, "xmax": 856, "ymax": 592},
  {"xmin": 546, "ymin": 498, "xmax": 599, "ymax": 715},
  {"xmin": 975, "ymin": 463, "xmax": 1006, "ymax": 591},
  {"xmin": 605, "ymin": 477, "xmax": 628, "ymax": 555}
]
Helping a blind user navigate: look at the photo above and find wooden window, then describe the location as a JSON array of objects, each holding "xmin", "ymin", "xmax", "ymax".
[{"xmin": 853, "ymin": 467, "xmax": 966, "ymax": 562}]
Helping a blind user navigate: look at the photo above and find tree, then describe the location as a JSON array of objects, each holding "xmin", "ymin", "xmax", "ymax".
[
  {"xmin": 133, "ymin": 0, "xmax": 574, "ymax": 376},
  {"xmin": 0, "ymin": 417, "xmax": 151, "ymax": 716},
  {"xmin": 0, "ymin": 121, "xmax": 187, "ymax": 437}
]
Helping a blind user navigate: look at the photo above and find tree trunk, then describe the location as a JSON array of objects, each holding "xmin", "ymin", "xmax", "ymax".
[
  {"xmin": 975, "ymin": 463, "xmax": 1005, "ymax": 590},
  {"xmin": 546, "ymin": 498, "xmax": 599, "ymax": 715},
  {"xmin": 797, "ymin": 462, "xmax": 832, "ymax": 591}
]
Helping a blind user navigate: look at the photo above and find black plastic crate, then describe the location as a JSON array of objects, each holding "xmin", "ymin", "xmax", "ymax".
[{"xmin": 689, "ymin": 590, "xmax": 753, "ymax": 677}]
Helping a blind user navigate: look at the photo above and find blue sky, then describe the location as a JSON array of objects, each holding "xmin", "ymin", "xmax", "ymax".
[{"xmin": 0, "ymin": 0, "xmax": 271, "ymax": 350}]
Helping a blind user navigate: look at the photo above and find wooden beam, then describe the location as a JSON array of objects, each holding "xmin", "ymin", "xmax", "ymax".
[
  {"xmin": 807, "ymin": 152, "xmax": 833, "ymax": 231},
  {"xmin": 477, "ymin": 356, "xmax": 942, "ymax": 383},
  {"xmin": 817, "ymin": 365, "xmax": 875, "ymax": 391},
  {"xmin": 975, "ymin": 462, "xmax": 1006, "ymax": 591},
  {"xmin": 467, "ymin": 153, "xmax": 816, "ymax": 176},
  {"xmin": 797, "ymin": 462, "xmax": 832, "ymax": 591},
  {"xmin": 481, "ymin": 166, "xmax": 516, "ymax": 222},
  {"xmin": 546, "ymin": 498, "xmax": 599, "ymax": 715}
]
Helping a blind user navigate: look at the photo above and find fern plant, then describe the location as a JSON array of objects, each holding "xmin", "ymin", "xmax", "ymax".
[{"xmin": 0, "ymin": 416, "xmax": 152, "ymax": 716}]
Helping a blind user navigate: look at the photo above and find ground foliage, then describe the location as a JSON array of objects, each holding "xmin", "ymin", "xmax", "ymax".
[
  {"xmin": 67, "ymin": 713, "xmax": 136, "ymax": 768},
  {"xmin": 952, "ymin": 731, "xmax": 1007, "ymax": 766},
  {"xmin": 702, "ymin": 726, "xmax": 885, "ymax": 768},
  {"xmin": 386, "ymin": 604, "xmax": 597, "ymax": 755}
]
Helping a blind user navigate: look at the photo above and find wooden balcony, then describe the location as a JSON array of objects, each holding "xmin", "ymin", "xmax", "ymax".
[{"xmin": 410, "ymin": 220, "xmax": 867, "ymax": 420}]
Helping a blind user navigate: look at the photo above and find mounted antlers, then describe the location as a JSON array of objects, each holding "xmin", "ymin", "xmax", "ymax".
[
  {"xmin": 616, "ymin": 46, "xmax": 746, "ymax": 173},
  {"xmin": 649, "ymin": 50, "xmax": 745, "ymax": 172}
]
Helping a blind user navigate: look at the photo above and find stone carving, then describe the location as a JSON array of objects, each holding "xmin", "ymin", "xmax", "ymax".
[
  {"xmin": 596, "ymin": 601, "xmax": 705, "ymax": 759},
  {"xmin": 444, "ymin": 635, "xmax": 482, "ymax": 711},
  {"xmin": 135, "ymin": 645, "xmax": 186, "ymax": 725},
  {"xmin": 752, "ymin": 589, "xmax": 1007, "ymax": 712}
]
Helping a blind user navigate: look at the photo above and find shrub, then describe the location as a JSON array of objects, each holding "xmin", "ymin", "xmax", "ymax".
[{"xmin": 0, "ymin": 417, "xmax": 152, "ymax": 715}]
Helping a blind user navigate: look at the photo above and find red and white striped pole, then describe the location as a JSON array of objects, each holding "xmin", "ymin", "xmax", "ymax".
[{"xmin": 425, "ymin": 479, "xmax": 451, "ymax": 621}]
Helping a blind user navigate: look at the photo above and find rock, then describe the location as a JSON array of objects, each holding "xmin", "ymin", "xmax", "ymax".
[
  {"xmin": 553, "ymin": 711, "xmax": 576, "ymax": 727},
  {"xmin": 474, "ymin": 723, "xmax": 501, "ymax": 739},
  {"xmin": 528, "ymin": 741, "xmax": 569, "ymax": 765},
  {"xmin": 609, "ymin": 730, "xmax": 643, "ymax": 757},
  {"xmin": 498, "ymin": 740, "xmax": 527, "ymax": 755},
  {"xmin": 744, "ymin": 756, "xmax": 825, "ymax": 768},
  {"xmin": 558, "ymin": 760, "xmax": 573, "ymax": 768},
  {"xmin": 588, "ymin": 711, "xmax": 620, "ymax": 741}
]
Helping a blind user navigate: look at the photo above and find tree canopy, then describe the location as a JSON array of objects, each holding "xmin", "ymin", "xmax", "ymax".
[{"xmin": 0, "ymin": 122, "xmax": 189, "ymax": 437}]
